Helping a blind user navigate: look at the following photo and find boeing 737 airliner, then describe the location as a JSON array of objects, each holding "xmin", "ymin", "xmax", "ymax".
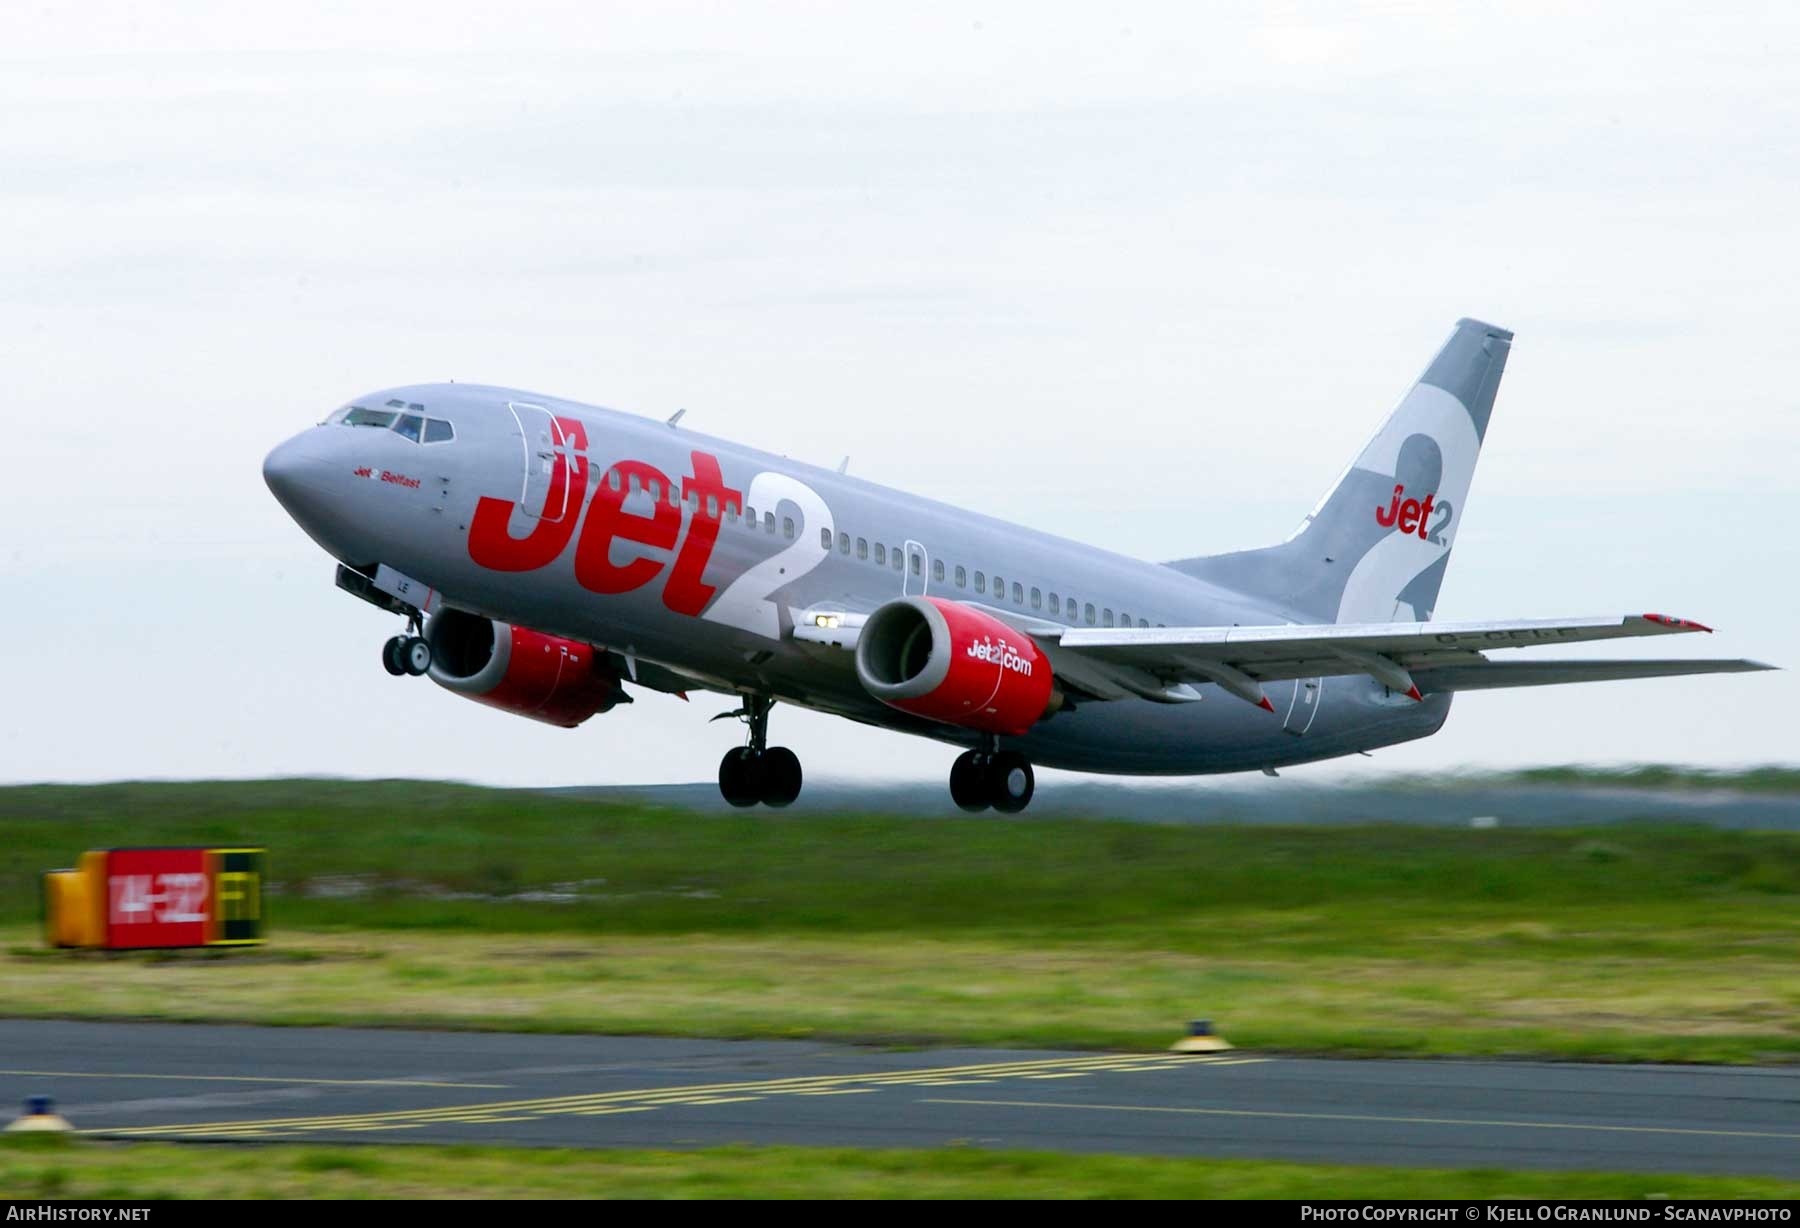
[{"xmin": 264, "ymin": 319, "xmax": 1771, "ymax": 811}]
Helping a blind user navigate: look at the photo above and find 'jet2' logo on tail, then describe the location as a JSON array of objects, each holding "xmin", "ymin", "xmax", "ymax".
[{"xmin": 1376, "ymin": 484, "xmax": 1453, "ymax": 544}]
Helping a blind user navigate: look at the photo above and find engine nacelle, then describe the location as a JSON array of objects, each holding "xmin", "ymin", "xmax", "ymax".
[
  {"xmin": 424, "ymin": 608, "xmax": 625, "ymax": 728},
  {"xmin": 854, "ymin": 596, "xmax": 1057, "ymax": 735}
]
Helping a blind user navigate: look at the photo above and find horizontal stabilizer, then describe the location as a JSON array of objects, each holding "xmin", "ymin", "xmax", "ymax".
[
  {"xmin": 1024, "ymin": 612, "xmax": 1768, "ymax": 708},
  {"xmin": 1411, "ymin": 658, "xmax": 1776, "ymax": 694}
]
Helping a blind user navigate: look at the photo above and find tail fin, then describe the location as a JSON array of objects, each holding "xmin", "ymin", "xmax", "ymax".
[{"xmin": 1169, "ymin": 317, "xmax": 1512, "ymax": 624}]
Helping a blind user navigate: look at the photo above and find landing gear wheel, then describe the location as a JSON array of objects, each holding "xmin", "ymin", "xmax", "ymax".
[
  {"xmin": 718, "ymin": 749, "xmax": 763, "ymax": 808},
  {"xmin": 402, "ymin": 636, "xmax": 433, "ymax": 676},
  {"xmin": 949, "ymin": 751, "xmax": 990, "ymax": 812},
  {"xmin": 381, "ymin": 636, "xmax": 408, "ymax": 676},
  {"xmin": 988, "ymin": 752, "xmax": 1035, "ymax": 814},
  {"xmin": 715, "ymin": 696, "xmax": 804, "ymax": 808},
  {"xmin": 760, "ymin": 747, "xmax": 803, "ymax": 808}
]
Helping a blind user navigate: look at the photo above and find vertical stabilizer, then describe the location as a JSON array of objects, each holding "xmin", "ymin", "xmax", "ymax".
[{"xmin": 1168, "ymin": 318, "xmax": 1511, "ymax": 624}]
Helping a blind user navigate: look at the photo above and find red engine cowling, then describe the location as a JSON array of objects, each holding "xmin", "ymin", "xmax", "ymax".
[
  {"xmin": 854, "ymin": 596, "xmax": 1057, "ymax": 735},
  {"xmin": 424, "ymin": 609, "xmax": 625, "ymax": 728}
]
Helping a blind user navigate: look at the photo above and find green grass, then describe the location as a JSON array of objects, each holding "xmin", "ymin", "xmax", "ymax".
[
  {"xmin": 2, "ymin": 1136, "xmax": 1793, "ymax": 1199},
  {"xmin": 2, "ymin": 780, "xmax": 1797, "ymax": 1060},
  {"xmin": 1477, "ymin": 764, "xmax": 1800, "ymax": 795}
]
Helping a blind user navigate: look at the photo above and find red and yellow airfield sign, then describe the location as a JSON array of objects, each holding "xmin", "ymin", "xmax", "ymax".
[{"xmin": 44, "ymin": 848, "xmax": 265, "ymax": 949}]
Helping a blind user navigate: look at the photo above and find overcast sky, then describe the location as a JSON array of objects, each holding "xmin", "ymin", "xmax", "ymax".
[{"xmin": 2, "ymin": 3, "xmax": 1794, "ymax": 788}]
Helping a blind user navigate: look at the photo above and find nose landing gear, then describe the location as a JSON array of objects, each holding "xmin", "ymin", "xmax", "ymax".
[
  {"xmin": 949, "ymin": 743, "xmax": 1035, "ymax": 813},
  {"xmin": 716, "ymin": 696, "xmax": 803, "ymax": 808}
]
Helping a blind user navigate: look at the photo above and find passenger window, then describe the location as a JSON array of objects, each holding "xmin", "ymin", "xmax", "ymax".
[
  {"xmin": 1012, "ymin": 582, "xmax": 1023, "ymax": 604},
  {"xmin": 649, "ymin": 479, "xmax": 662, "ymax": 501},
  {"xmin": 839, "ymin": 532, "xmax": 850, "ymax": 554},
  {"xmin": 911, "ymin": 553, "xmax": 921, "ymax": 576},
  {"xmin": 955, "ymin": 565, "xmax": 967, "ymax": 587},
  {"xmin": 974, "ymin": 572, "xmax": 986, "ymax": 594},
  {"xmin": 933, "ymin": 559, "xmax": 945, "ymax": 582},
  {"xmin": 857, "ymin": 538, "xmax": 868, "ymax": 560},
  {"xmin": 1139, "ymin": 618, "xmax": 1149, "ymax": 628},
  {"xmin": 821, "ymin": 527, "xmax": 833, "ymax": 549},
  {"xmin": 992, "ymin": 575, "xmax": 1003, "ymax": 600},
  {"xmin": 892, "ymin": 551, "xmax": 903, "ymax": 571},
  {"xmin": 1048, "ymin": 593, "xmax": 1060, "ymax": 614},
  {"xmin": 783, "ymin": 516, "xmax": 795, "ymax": 539},
  {"xmin": 1120, "ymin": 612, "xmax": 1130, "ymax": 628},
  {"xmin": 763, "ymin": 511, "xmax": 775, "ymax": 533},
  {"xmin": 1085, "ymin": 603, "xmax": 1096, "ymax": 625},
  {"xmin": 1103, "ymin": 609, "xmax": 1114, "ymax": 626},
  {"xmin": 874, "ymin": 543, "xmax": 887, "ymax": 565},
  {"xmin": 745, "ymin": 504, "xmax": 755, "ymax": 524},
  {"xmin": 1031, "ymin": 588, "xmax": 1041, "ymax": 609},
  {"xmin": 608, "ymin": 468, "xmax": 622, "ymax": 492},
  {"xmin": 628, "ymin": 473, "xmax": 641, "ymax": 495},
  {"xmin": 687, "ymin": 491, "xmax": 700, "ymax": 511},
  {"xmin": 706, "ymin": 494, "xmax": 719, "ymax": 518},
  {"xmin": 423, "ymin": 419, "xmax": 454, "ymax": 444},
  {"xmin": 394, "ymin": 414, "xmax": 424, "ymax": 442}
]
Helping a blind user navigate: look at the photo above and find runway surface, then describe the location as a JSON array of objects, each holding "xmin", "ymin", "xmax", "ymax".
[{"xmin": 3, "ymin": 1021, "xmax": 1795, "ymax": 1176}]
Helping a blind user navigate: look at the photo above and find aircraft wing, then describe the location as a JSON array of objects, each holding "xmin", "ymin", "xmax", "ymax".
[{"xmin": 1023, "ymin": 613, "xmax": 1775, "ymax": 707}]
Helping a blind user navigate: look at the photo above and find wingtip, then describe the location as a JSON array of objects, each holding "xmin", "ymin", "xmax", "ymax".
[{"xmin": 1643, "ymin": 613, "xmax": 1713, "ymax": 633}]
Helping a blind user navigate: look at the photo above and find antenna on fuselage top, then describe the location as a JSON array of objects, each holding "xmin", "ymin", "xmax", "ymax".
[
  {"xmin": 837, "ymin": 456, "xmax": 849, "ymax": 474},
  {"xmin": 666, "ymin": 408, "xmax": 686, "ymax": 428}
]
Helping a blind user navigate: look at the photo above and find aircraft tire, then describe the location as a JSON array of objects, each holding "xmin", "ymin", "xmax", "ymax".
[
  {"xmin": 949, "ymin": 751, "xmax": 990, "ymax": 812},
  {"xmin": 718, "ymin": 749, "xmax": 763, "ymax": 808},
  {"xmin": 403, "ymin": 636, "xmax": 433, "ymax": 676},
  {"xmin": 988, "ymin": 752, "xmax": 1034, "ymax": 814},
  {"xmin": 381, "ymin": 636, "xmax": 408, "ymax": 676},
  {"xmin": 760, "ymin": 747, "xmax": 803, "ymax": 808}
]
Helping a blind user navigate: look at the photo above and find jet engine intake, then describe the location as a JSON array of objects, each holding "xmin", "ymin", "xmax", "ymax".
[{"xmin": 854, "ymin": 596, "xmax": 1057, "ymax": 735}]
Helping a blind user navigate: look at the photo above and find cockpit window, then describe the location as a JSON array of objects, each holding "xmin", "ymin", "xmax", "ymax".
[{"xmin": 332, "ymin": 405, "xmax": 455, "ymax": 443}]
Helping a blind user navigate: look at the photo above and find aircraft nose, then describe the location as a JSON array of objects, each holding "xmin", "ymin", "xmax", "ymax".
[{"xmin": 263, "ymin": 428, "xmax": 342, "ymax": 522}]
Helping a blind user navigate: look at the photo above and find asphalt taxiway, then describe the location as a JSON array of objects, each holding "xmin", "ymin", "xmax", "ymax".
[{"xmin": 3, "ymin": 1021, "xmax": 1794, "ymax": 1176}]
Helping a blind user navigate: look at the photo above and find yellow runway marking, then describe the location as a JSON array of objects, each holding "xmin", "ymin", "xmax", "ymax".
[
  {"xmin": 919, "ymin": 1098, "xmax": 1800, "ymax": 1143},
  {"xmin": 105, "ymin": 1052, "xmax": 1253, "ymax": 1139},
  {"xmin": 0, "ymin": 1068, "xmax": 509, "ymax": 1090},
  {"xmin": 568, "ymin": 1107, "xmax": 658, "ymax": 1117}
]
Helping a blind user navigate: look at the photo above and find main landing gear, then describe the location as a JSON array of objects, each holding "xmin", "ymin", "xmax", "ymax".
[
  {"xmin": 949, "ymin": 741, "xmax": 1035, "ymax": 814},
  {"xmin": 717, "ymin": 695, "xmax": 803, "ymax": 809},
  {"xmin": 381, "ymin": 614, "xmax": 432, "ymax": 677}
]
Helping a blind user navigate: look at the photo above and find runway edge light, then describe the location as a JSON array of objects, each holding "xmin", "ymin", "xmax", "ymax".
[
  {"xmin": 5, "ymin": 1096, "xmax": 74, "ymax": 1134},
  {"xmin": 1170, "ymin": 1019, "xmax": 1233, "ymax": 1054}
]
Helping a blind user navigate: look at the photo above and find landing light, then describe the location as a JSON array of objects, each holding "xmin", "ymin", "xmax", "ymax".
[{"xmin": 813, "ymin": 614, "xmax": 842, "ymax": 630}]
